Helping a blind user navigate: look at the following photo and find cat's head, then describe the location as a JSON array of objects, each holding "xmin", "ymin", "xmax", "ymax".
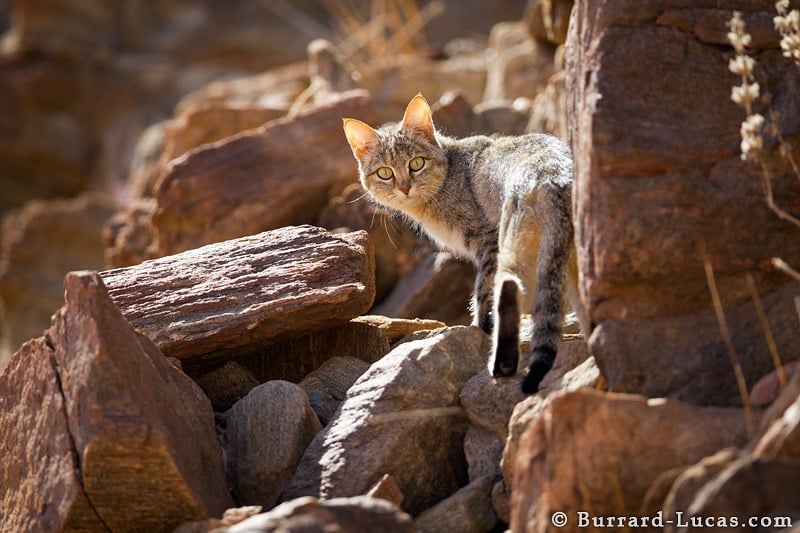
[{"xmin": 342, "ymin": 94, "xmax": 447, "ymax": 213}]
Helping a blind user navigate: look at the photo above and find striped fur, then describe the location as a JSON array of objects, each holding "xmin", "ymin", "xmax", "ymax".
[{"xmin": 343, "ymin": 95, "xmax": 588, "ymax": 393}]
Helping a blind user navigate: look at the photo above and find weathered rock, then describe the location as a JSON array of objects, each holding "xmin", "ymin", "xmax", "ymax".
[
  {"xmin": 0, "ymin": 337, "xmax": 106, "ymax": 531},
  {"xmin": 660, "ymin": 448, "xmax": 747, "ymax": 526},
  {"xmin": 225, "ymin": 381, "xmax": 322, "ymax": 509},
  {"xmin": 414, "ymin": 475, "xmax": 498, "ymax": 533},
  {"xmin": 484, "ymin": 21, "xmax": 555, "ymax": 102},
  {"xmin": 187, "ymin": 316, "xmax": 391, "ymax": 388},
  {"xmin": 1, "ymin": 271, "xmax": 233, "ymax": 530},
  {"xmin": 525, "ymin": 0, "xmax": 574, "ymax": 45},
  {"xmin": 351, "ymin": 315, "xmax": 447, "ymax": 344},
  {"xmin": 367, "ymin": 474, "xmax": 405, "ymax": 507},
  {"xmin": 305, "ymin": 389, "xmax": 338, "ymax": 427},
  {"xmin": 127, "ymin": 120, "xmax": 168, "ymax": 200},
  {"xmin": 491, "ymin": 479, "xmax": 510, "ymax": 526},
  {"xmin": 474, "ymin": 100, "xmax": 531, "ymax": 136},
  {"xmin": 284, "ymin": 327, "xmax": 490, "ymax": 515},
  {"xmin": 214, "ymin": 496, "xmax": 414, "ymax": 533},
  {"xmin": 0, "ymin": 194, "xmax": 115, "ymax": 370},
  {"xmin": 431, "ymin": 91, "xmax": 481, "ymax": 138},
  {"xmin": 163, "ymin": 104, "xmax": 286, "ymax": 164},
  {"xmin": 567, "ymin": 1, "xmax": 800, "ymax": 405},
  {"xmin": 151, "ymin": 91, "xmax": 378, "ymax": 255},
  {"xmin": 668, "ymin": 455, "xmax": 800, "ymax": 533},
  {"xmin": 318, "ymin": 183, "xmax": 419, "ymax": 302},
  {"xmin": 508, "ymin": 389, "xmax": 751, "ymax": 532},
  {"xmin": 527, "ymin": 69, "xmax": 567, "ymax": 138},
  {"xmin": 195, "ymin": 361, "xmax": 260, "ymax": 412},
  {"xmin": 100, "ymin": 226, "xmax": 375, "ymax": 361},
  {"xmin": 175, "ymin": 505, "xmax": 263, "ymax": 533},
  {"xmin": 103, "ymin": 197, "xmax": 159, "ymax": 268},
  {"xmin": 464, "ymin": 425, "xmax": 505, "ymax": 482},
  {"xmin": 373, "ymin": 252, "xmax": 475, "ymax": 326},
  {"xmin": 298, "ymin": 356, "xmax": 370, "ymax": 402}
]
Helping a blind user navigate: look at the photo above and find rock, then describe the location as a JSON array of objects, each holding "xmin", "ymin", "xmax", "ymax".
[
  {"xmin": 463, "ymin": 425, "xmax": 505, "ymax": 481},
  {"xmin": 0, "ymin": 194, "xmax": 115, "ymax": 370},
  {"xmin": 284, "ymin": 327, "xmax": 490, "ymax": 515},
  {"xmin": 474, "ymin": 100, "xmax": 530, "ymax": 136},
  {"xmin": 298, "ymin": 356, "xmax": 371, "ymax": 425},
  {"xmin": 0, "ymin": 271, "xmax": 233, "ymax": 530},
  {"xmin": 0, "ymin": 337, "xmax": 106, "ymax": 531},
  {"xmin": 484, "ymin": 21, "xmax": 555, "ymax": 102},
  {"xmin": 103, "ymin": 197, "xmax": 159, "ymax": 268},
  {"xmin": 431, "ymin": 91, "xmax": 481, "ymax": 138},
  {"xmin": 186, "ymin": 316, "xmax": 391, "ymax": 388},
  {"xmin": 162, "ymin": 104, "xmax": 286, "ymax": 164},
  {"xmin": 351, "ymin": 315, "xmax": 447, "ymax": 344},
  {"xmin": 298, "ymin": 356, "xmax": 370, "ymax": 401},
  {"xmin": 508, "ymin": 389, "xmax": 751, "ymax": 532},
  {"xmin": 225, "ymin": 381, "xmax": 322, "ymax": 509},
  {"xmin": 527, "ymin": 69, "xmax": 567, "ymax": 138},
  {"xmin": 151, "ymin": 91, "xmax": 378, "ymax": 255},
  {"xmin": 373, "ymin": 252, "xmax": 475, "ymax": 326},
  {"xmin": 127, "ymin": 121, "xmax": 168, "ymax": 200},
  {"xmin": 525, "ymin": 0, "xmax": 574, "ymax": 45},
  {"xmin": 194, "ymin": 361, "xmax": 260, "ymax": 413},
  {"xmin": 213, "ymin": 496, "xmax": 413, "ymax": 533},
  {"xmin": 760, "ymin": 360, "xmax": 800, "ymax": 433},
  {"xmin": 414, "ymin": 475, "xmax": 497, "ymax": 533},
  {"xmin": 318, "ymin": 183, "xmax": 418, "ymax": 302},
  {"xmin": 176, "ymin": 506, "xmax": 264, "ymax": 533},
  {"xmin": 660, "ymin": 448, "xmax": 747, "ymax": 525},
  {"xmin": 366, "ymin": 474, "xmax": 405, "ymax": 507},
  {"xmin": 100, "ymin": 226, "xmax": 375, "ymax": 361},
  {"xmin": 750, "ymin": 360, "xmax": 799, "ymax": 407},
  {"xmin": 491, "ymin": 480, "xmax": 510, "ymax": 525},
  {"xmin": 668, "ymin": 455, "xmax": 800, "ymax": 533},
  {"xmin": 567, "ymin": 1, "xmax": 800, "ymax": 405}
]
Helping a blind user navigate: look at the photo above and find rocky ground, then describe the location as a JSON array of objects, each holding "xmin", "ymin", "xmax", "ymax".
[{"xmin": 1, "ymin": 1, "xmax": 800, "ymax": 532}]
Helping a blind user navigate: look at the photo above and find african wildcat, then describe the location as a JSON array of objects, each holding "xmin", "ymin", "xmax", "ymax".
[{"xmin": 343, "ymin": 94, "xmax": 587, "ymax": 393}]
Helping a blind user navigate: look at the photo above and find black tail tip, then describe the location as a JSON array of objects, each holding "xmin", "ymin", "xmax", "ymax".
[{"xmin": 520, "ymin": 348, "xmax": 556, "ymax": 394}]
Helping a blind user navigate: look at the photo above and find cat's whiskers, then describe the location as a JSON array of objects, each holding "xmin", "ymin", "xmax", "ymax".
[{"xmin": 347, "ymin": 189, "xmax": 371, "ymax": 204}]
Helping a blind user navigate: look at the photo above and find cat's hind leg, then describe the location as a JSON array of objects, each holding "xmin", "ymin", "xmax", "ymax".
[{"xmin": 520, "ymin": 185, "xmax": 573, "ymax": 394}]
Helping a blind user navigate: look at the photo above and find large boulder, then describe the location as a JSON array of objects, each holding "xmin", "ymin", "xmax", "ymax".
[
  {"xmin": 284, "ymin": 326, "xmax": 490, "ymax": 515},
  {"xmin": 0, "ymin": 194, "xmax": 115, "ymax": 370},
  {"xmin": 0, "ymin": 271, "xmax": 232, "ymax": 530},
  {"xmin": 509, "ymin": 389, "xmax": 751, "ymax": 532},
  {"xmin": 567, "ymin": 0, "xmax": 800, "ymax": 405}
]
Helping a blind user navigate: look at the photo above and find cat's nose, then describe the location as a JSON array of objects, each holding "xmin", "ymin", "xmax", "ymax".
[{"xmin": 399, "ymin": 184, "xmax": 410, "ymax": 196}]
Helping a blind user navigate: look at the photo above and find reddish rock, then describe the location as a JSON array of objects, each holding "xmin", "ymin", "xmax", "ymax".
[
  {"xmin": 414, "ymin": 475, "xmax": 497, "ymax": 533},
  {"xmin": 0, "ymin": 337, "xmax": 106, "ymax": 531},
  {"xmin": 100, "ymin": 226, "xmax": 375, "ymax": 361},
  {"xmin": 373, "ymin": 252, "xmax": 475, "ymax": 326},
  {"xmin": 351, "ymin": 315, "xmax": 446, "ymax": 344},
  {"xmin": 1, "ymin": 271, "xmax": 233, "ymax": 530},
  {"xmin": 284, "ymin": 327, "xmax": 489, "ymax": 515},
  {"xmin": 0, "ymin": 194, "xmax": 115, "ymax": 369},
  {"xmin": 509, "ymin": 389, "xmax": 750, "ymax": 532},
  {"xmin": 103, "ymin": 197, "xmax": 158, "ymax": 268},
  {"xmin": 567, "ymin": 0, "xmax": 800, "ymax": 405},
  {"xmin": 151, "ymin": 91, "xmax": 378, "ymax": 255}
]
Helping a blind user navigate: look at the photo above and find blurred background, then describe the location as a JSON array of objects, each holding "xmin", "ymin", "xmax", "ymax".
[{"xmin": 0, "ymin": 0, "xmax": 574, "ymax": 369}]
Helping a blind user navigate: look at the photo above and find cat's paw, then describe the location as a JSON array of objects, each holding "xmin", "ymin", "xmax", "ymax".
[
  {"xmin": 520, "ymin": 349, "xmax": 556, "ymax": 394},
  {"xmin": 491, "ymin": 357, "xmax": 517, "ymax": 377}
]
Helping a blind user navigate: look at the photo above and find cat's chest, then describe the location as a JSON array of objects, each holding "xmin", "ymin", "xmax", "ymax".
[{"xmin": 416, "ymin": 214, "xmax": 473, "ymax": 260}]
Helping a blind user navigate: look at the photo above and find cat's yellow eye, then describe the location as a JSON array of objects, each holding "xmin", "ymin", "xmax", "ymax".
[
  {"xmin": 409, "ymin": 157, "xmax": 425, "ymax": 172},
  {"xmin": 376, "ymin": 166, "xmax": 394, "ymax": 180}
]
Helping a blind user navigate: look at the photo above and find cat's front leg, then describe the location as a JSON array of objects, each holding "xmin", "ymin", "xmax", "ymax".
[{"xmin": 471, "ymin": 232, "xmax": 499, "ymax": 334}]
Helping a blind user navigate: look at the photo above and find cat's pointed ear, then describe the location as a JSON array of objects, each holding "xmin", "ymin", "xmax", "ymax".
[
  {"xmin": 343, "ymin": 118, "xmax": 379, "ymax": 160},
  {"xmin": 401, "ymin": 93, "xmax": 435, "ymax": 142}
]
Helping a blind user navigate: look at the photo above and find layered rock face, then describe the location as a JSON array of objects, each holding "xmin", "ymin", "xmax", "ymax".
[{"xmin": 568, "ymin": 0, "xmax": 800, "ymax": 405}]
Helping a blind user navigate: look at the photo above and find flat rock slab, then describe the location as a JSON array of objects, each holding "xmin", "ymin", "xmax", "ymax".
[
  {"xmin": 1, "ymin": 271, "xmax": 233, "ymax": 531},
  {"xmin": 101, "ymin": 225, "xmax": 375, "ymax": 361}
]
